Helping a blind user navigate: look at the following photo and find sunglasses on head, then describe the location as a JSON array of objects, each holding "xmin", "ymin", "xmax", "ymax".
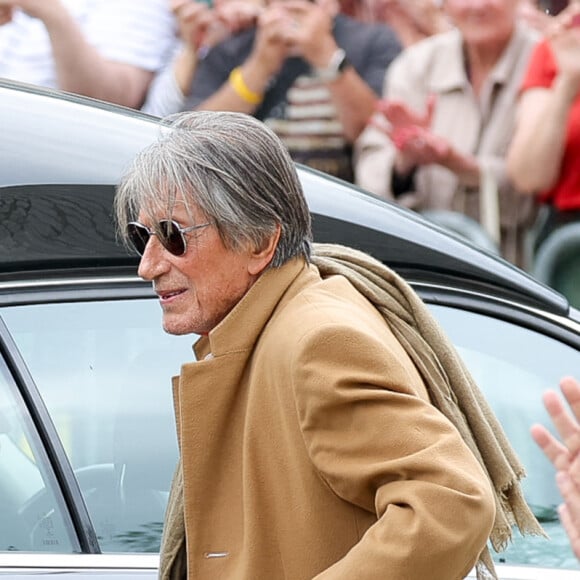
[{"xmin": 126, "ymin": 219, "xmax": 211, "ymax": 256}]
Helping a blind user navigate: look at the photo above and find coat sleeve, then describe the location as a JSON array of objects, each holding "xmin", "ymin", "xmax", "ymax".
[{"xmin": 290, "ymin": 321, "xmax": 495, "ymax": 580}]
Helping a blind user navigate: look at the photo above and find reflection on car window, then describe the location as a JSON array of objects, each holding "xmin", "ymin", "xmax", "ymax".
[
  {"xmin": 0, "ymin": 360, "xmax": 77, "ymax": 553},
  {"xmin": 430, "ymin": 304, "xmax": 580, "ymax": 570},
  {"xmin": 1, "ymin": 299, "xmax": 195, "ymax": 553}
]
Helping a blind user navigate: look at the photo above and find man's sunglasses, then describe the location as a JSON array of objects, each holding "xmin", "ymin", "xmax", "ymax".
[{"xmin": 126, "ymin": 219, "xmax": 211, "ymax": 256}]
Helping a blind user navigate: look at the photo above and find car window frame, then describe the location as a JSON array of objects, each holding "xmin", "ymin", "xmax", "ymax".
[{"xmin": 0, "ymin": 316, "xmax": 100, "ymax": 554}]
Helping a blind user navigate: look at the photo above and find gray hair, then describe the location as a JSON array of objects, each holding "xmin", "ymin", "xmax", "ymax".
[{"xmin": 115, "ymin": 111, "xmax": 312, "ymax": 267}]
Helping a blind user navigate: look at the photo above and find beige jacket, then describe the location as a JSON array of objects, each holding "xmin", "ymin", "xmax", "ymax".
[
  {"xmin": 354, "ymin": 25, "xmax": 540, "ymax": 267},
  {"xmin": 160, "ymin": 258, "xmax": 495, "ymax": 579}
]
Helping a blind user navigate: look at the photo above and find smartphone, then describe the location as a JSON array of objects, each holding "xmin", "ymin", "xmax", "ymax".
[{"xmin": 538, "ymin": 0, "xmax": 569, "ymax": 15}]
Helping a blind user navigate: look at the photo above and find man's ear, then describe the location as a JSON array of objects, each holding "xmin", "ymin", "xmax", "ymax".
[{"xmin": 248, "ymin": 224, "xmax": 282, "ymax": 276}]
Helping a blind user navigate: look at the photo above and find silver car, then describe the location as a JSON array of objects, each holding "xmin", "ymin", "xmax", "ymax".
[{"xmin": 0, "ymin": 79, "xmax": 579, "ymax": 579}]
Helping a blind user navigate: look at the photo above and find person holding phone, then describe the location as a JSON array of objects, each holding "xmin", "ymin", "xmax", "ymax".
[{"xmin": 142, "ymin": 0, "xmax": 265, "ymax": 116}]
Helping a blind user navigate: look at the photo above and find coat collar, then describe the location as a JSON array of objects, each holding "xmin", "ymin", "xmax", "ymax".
[
  {"xmin": 429, "ymin": 23, "xmax": 537, "ymax": 95},
  {"xmin": 487, "ymin": 23, "xmax": 539, "ymax": 88},
  {"xmin": 193, "ymin": 257, "xmax": 312, "ymax": 361},
  {"xmin": 428, "ymin": 28, "xmax": 468, "ymax": 94}
]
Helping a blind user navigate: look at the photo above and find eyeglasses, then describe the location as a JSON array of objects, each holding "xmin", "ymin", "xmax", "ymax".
[{"xmin": 126, "ymin": 219, "xmax": 211, "ymax": 256}]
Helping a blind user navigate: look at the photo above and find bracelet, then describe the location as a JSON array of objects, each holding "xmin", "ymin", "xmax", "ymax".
[{"xmin": 228, "ymin": 67, "xmax": 263, "ymax": 105}]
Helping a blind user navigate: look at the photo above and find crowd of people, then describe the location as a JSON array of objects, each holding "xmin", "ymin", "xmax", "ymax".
[
  {"xmin": 3, "ymin": 0, "xmax": 580, "ymax": 573},
  {"xmin": 1, "ymin": 0, "xmax": 578, "ymax": 269}
]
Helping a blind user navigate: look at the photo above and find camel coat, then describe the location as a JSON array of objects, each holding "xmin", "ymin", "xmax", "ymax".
[
  {"xmin": 354, "ymin": 24, "xmax": 540, "ymax": 267},
  {"xmin": 161, "ymin": 258, "xmax": 495, "ymax": 579}
]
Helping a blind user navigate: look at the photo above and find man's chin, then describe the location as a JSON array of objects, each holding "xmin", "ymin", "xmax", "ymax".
[
  {"xmin": 162, "ymin": 316, "xmax": 199, "ymax": 336},
  {"xmin": 163, "ymin": 325, "xmax": 191, "ymax": 336}
]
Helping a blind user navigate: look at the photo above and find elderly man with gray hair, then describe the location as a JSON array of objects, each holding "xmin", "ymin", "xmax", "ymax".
[{"xmin": 114, "ymin": 111, "xmax": 541, "ymax": 580}]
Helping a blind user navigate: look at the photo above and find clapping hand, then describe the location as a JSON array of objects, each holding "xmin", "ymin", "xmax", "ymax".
[{"xmin": 372, "ymin": 95, "xmax": 450, "ymax": 174}]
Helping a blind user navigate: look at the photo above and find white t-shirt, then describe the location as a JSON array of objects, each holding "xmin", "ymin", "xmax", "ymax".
[{"xmin": 0, "ymin": 0, "xmax": 177, "ymax": 88}]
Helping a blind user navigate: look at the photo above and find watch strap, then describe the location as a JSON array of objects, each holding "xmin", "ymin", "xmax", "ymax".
[{"xmin": 314, "ymin": 48, "xmax": 351, "ymax": 82}]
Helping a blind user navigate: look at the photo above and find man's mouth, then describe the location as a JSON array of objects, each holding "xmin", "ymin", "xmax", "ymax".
[{"xmin": 157, "ymin": 289, "xmax": 186, "ymax": 303}]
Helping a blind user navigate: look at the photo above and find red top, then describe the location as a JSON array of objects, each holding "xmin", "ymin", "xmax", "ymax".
[{"xmin": 521, "ymin": 40, "xmax": 580, "ymax": 210}]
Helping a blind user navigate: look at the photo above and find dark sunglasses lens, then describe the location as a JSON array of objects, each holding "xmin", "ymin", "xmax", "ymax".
[
  {"xmin": 159, "ymin": 220, "xmax": 186, "ymax": 256},
  {"xmin": 127, "ymin": 223, "xmax": 150, "ymax": 255}
]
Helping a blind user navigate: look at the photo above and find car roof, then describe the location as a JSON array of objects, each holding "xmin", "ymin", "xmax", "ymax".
[{"xmin": 0, "ymin": 79, "xmax": 568, "ymax": 316}]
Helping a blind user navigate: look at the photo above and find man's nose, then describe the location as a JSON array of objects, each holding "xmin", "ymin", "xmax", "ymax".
[{"xmin": 137, "ymin": 235, "xmax": 169, "ymax": 281}]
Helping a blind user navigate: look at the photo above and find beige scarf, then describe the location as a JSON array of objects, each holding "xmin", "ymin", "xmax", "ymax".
[
  {"xmin": 159, "ymin": 243, "xmax": 545, "ymax": 579},
  {"xmin": 312, "ymin": 243, "xmax": 545, "ymax": 578}
]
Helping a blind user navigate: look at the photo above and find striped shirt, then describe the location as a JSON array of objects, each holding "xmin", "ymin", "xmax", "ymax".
[{"xmin": 266, "ymin": 75, "xmax": 352, "ymax": 182}]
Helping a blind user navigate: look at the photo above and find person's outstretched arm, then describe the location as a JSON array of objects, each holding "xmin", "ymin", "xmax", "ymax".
[
  {"xmin": 507, "ymin": 7, "xmax": 580, "ymax": 194},
  {"xmin": 0, "ymin": 0, "xmax": 170, "ymax": 108}
]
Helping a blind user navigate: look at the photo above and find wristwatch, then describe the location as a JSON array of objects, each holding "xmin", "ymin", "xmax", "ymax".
[{"xmin": 314, "ymin": 48, "xmax": 351, "ymax": 82}]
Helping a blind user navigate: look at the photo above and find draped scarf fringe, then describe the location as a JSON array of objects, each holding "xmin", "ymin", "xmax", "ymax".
[{"xmin": 311, "ymin": 243, "xmax": 546, "ymax": 579}]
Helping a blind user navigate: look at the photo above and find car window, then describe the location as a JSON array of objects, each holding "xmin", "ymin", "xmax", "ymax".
[
  {"xmin": 430, "ymin": 304, "xmax": 580, "ymax": 571},
  {"xmin": 1, "ymin": 299, "xmax": 195, "ymax": 553},
  {"xmin": 4, "ymin": 295, "xmax": 580, "ymax": 570},
  {"xmin": 0, "ymin": 358, "xmax": 77, "ymax": 553}
]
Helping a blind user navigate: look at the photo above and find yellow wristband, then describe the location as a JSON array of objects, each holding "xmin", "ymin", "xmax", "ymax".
[{"xmin": 228, "ymin": 67, "xmax": 263, "ymax": 105}]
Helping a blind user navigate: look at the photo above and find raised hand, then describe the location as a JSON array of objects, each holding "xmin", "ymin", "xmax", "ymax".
[
  {"xmin": 531, "ymin": 376, "xmax": 580, "ymax": 560},
  {"xmin": 273, "ymin": 0, "xmax": 338, "ymax": 68},
  {"xmin": 547, "ymin": 4, "xmax": 580, "ymax": 95},
  {"xmin": 371, "ymin": 95, "xmax": 449, "ymax": 174},
  {"xmin": 531, "ymin": 377, "xmax": 580, "ymax": 472},
  {"xmin": 171, "ymin": 0, "xmax": 216, "ymax": 51},
  {"xmin": 375, "ymin": 94, "xmax": 436, "ymax": 131},
  {"xmin": 248, "ymin": 2, "xmax": 295, "ymax": 78},
  {"xmin": 215, "ymin": 0, "xmax": 262, "ymax": 35}
]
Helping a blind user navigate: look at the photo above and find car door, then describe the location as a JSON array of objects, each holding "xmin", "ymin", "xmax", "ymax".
[{"xmin": 0, "ymin": 287, "xmax": 194, "ymax": 576}]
